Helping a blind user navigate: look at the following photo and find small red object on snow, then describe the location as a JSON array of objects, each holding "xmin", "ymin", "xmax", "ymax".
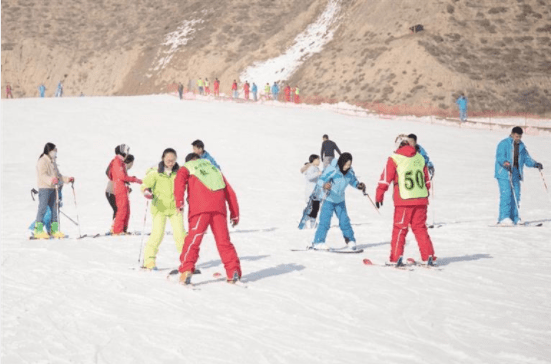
[
  {"xmin": 407, "ymin": 258, "xmax": 416, "ymax": 264},
  {"xmin": 213, "ymin": 272, "xmax": 222, "ymax": 278},
  {"xmin": 363, "ymin": 259, "xmax": 373, "ymax": 265}
]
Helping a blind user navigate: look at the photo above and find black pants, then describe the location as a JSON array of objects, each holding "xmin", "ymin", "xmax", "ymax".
[
  {"xmin": 308, "ymin": 200, "xmax": 320, "ymax": 219},
  {"xmin": 106, "ymin": 192, "xmax": 117, "ymax": 220}
]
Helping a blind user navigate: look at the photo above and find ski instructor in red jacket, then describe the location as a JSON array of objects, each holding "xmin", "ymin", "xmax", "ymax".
[
  {"xmin": 375, "ymin": 135, "xmax": 436, "ymax": 266},
  {"xmin": 174, "ymin": 153, "xmax": 241, "ymax": 284}
]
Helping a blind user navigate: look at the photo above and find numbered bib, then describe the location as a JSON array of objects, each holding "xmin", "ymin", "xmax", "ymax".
[
  {"xmin": 391, "ymin": 153, "xmax": 428, "ymax": 199},
  {"xmin": 184, "ymin": 159, "xmax": 226, "ymax": 191}
]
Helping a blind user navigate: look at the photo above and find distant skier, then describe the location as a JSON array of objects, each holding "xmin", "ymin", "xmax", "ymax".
[
  {"xmin": 106, "ymin": 154, "xmax": 134, "ymax": 222},
  {"xmin": 174, "ymin": 153, "xmax": 241, "ymax": 284},
  {"xmin": 494, "ymin": 126, "xmax": 543, "ymax": 225},
  {"xmin": 33, "ymin": 143, "xmax": 74, "ymax": 239},
  {"xmin": 456, "ymin": 93, "xmax": 468, "ymax": 122},
  {"xmin": 6, "ymin": 83, "xmax": 13, "ymax": 98},
  {"xmin": 214, "ymin": 78, "xmax": 220, "ymax": 97},
  {"xmin": 300, "ymin": 154, "xmax": 322, "ymax": 228},
  {"xmin": 264, "ymin": 83, "xmax": 270, "ymax": 99},
  {"xmin": 38, "ymin": 83, "xmax": 46, "ymax": 98},
  {"xmin": 271, "ymin": 82, "xmax": 279, "ymax": 101},
  {"xmin": 284, "ymin": 85, "xmax": 291, "ymax": 102},
  {"xmin": 197, "ymin": 78, "xmax": 204, "ymax": 95},
  {"xmin": 231, "ymin": 80, "xmax": 238, "ymax": 98},
  {"xmin": 252, "ymin": 82, "xmax": 258, "ymax": 101},
  {"xmin": 107, "ymin": 145, "xmax": 142, "ymax": 235},
  {"xmin": 55, "ymin": 81, "xmax": 63, "ymax": 97},
  {"xmin": 140, "ymin": 148, "xmax": 187, "ymax": 270},
  {"xmin": 204, "ymin": 78, "xmax": 210, "ymax": 95},
  {"xmin": 310, "ymin": 153, "xmax": 365, "ymax": 250},
  {"xmin": 320, "ymin": 134, "xmax": 342, "ymax": 169},
  {"xmin": 408, "ymin": 134, "xmax": 435, "ymax": 179},
  {"xmin": 191, "ymin": 139, "xmax": 221, "ymax": 170},
  {"xmin": 178, "ymin": 82, "xmax": 184, "ymax": 100},
  {"xmin": 243, "ymin": 81, "xmax": 250, "ymax": 100},
  {"xmin": 294, "ymin": 86, "xmax": 300, "ymax": 104},
  {"xmin": 375, "ymin": 135, "xmax": 436, "ymax": 265}
]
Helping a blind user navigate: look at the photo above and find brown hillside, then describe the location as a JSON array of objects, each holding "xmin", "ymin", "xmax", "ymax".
[{"xmin": 2, "ymin": 0, "xmax": 551, "ymax": 115}]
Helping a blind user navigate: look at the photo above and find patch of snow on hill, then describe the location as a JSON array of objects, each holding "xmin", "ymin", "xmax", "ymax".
[{"xmin": 153, "ymin": 19, "xmax": 204, "ymax": 71}]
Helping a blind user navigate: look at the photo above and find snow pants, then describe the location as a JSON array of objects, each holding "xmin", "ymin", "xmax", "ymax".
[
  {"xmin": 244, "ymin": 90, "xmax": 249, "ymax": 100},
  {"xmin": 459, "ymin": 108, "xmax": 467, "ymax": 121},
  {"xmin": 497, "ymin": 170, "xmax": 521, "ymax": 223},
  {"xmin": 253, "ymin": 92, "xmax": 257, "ymax": 101},
  {"xmin": 214, "ymin": 88, "xmax": 219, "ymax": 96},
  {"xmin": 36, "ymin": 189, "xmax": 58, "ymax": 224},
  {"xmin": 205, "ymin": 87, "xmax": 210, "ymax": 95},
  {"xmin": 143, "ymin": 212, "xmax": 187, "ymax": 267},
  {"xmin": 113, "ymin": 191, "xmax": 130, "ymax": 234},
  {"xmin": 313, "ymin": 200, "xmax": 355, "ymax": 244},
  {"xmin": 179, "ymin": 212, "xmax": 241, "ymax": 280},
  {"xmin": 106, "ymin": 192, "xmax": 117, "ymax": 220},
  {"xmin": 273, "ymin": 92, "xmax": 278, "ymax": 101},
  {"xmin": 390, "ymin": 205, "xmax": 434, "ymax": 262}
]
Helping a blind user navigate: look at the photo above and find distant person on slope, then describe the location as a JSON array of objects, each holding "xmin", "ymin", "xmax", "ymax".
[
  {"xmin": 264, "ymin": 83, "xmax": 270, "ymax": 99},
  {"xmin": 178, "ymin": 82, "xmax": 184, "ymax": 100},
  {"xmin": 38, "ymin": 83, "xmax": 46, "ymax": 98},
  {"xmin": 231, "ymin": 80, "xmax": 238, "ymax": 99},
  {"xmin": 271, "ymin": 82, "xmax": 279, "ymax": 101},
  {"xmin": 34, "ymin": 143, "xmax": 74, "ymax": 239},
  {"xmin": 408, "ymin": 134, "xmax": 435, "ymax": 179},
  {"xmin": 106, "ymin": 154, "xmax": 134, "ymax": 223},
  {"xmin": 252, "ymin": 82, "xmax": 258, "ymax": 101},
  {"xmin": 456, "ymin": 93, "xmax": 468, "ymax": 122},
  {"xmin": 375, "ymin": 135, "xmax": 436, "ymax": 266},
  {"xmin": 243, "ymin": 81, "xmax": 250, "ymax": 100},
  {"xmin": 494, "ymin": 126, "xmax": 543, "ymax": 226},
  {"xmin": 204, "ymin": 78, "xmax": 211, "ymax": 95},
  {"xmin": 197, "ymin": 78, "xmax": 204, "ymax": 95},
  {"xmin": 107, "ymin": 145, "xmax": 143, "ymax": 235},
  {"xmin": 55, "ymin": 81, "xmax": 63, "ymax": 97},
  {"xmin": 140, "ymin": 148, "xmax": 187, "ymax": 270},
  {"xmin": 284, "ymin": 84, "xmax": 291, "ymax": 102},
  {"xmin": 214, "ymin": 78, "xmax": 220, "ymax": 97},
  {"xmin": 191, "ymin": 139, "xmax": 221, "ymax": 170},
  {"xmin": 294, "ymin": 86, "xmax": 300, "ymax": 104},
  {"xmin": 174, "ymin": 153, "xmax": 241, "ymax": 285},
  {"xmin": 300, "ymin": 154, "xmax": 323, "ymax": 228},
  {"xmin": 320, "ymin": 134, "xmax": 342, "ymax": 169},
  {"xmin": 310, "ymin": 153, "xmax": 365, "ymax": 251},
  {"xmin": 6, "ymin": 83, "xmax": 13, "ymax": 98}
]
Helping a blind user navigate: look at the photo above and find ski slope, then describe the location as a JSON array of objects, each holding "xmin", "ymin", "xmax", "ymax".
[{"xmin": 2, "ymin": 95, "xmax": 551, "ymax": 364}]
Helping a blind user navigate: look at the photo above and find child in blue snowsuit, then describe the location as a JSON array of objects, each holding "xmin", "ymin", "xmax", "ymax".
[
  {"xmin": 495, "ymin": 126, "xmax": 542, "ymax": 225},
  {"xmin": 312, "ymin": 153, "xmax": 366, "ymax": 250},
  {"xmin": 408, "ymin": 134, "xmax": 435, "ymax": 179}
]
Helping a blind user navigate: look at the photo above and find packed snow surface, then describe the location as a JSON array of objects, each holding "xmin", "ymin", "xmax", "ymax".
[{"xmin": 2, "ymin": 95, "xmax": 551, "ymax": 364}]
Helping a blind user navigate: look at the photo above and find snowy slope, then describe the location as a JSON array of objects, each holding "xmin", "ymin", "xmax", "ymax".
[{"xmin": 2, "ymin": 96, "xmax": 551, "ymax": 364}]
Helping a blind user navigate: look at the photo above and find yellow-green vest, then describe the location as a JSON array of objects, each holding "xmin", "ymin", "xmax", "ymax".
[
  {"xmin": 184, "ymin": 159, "xmax": 225, "ymax": 191},
  {"xmin": 390, "ymin": 153, "xmax": 428, "ymax": 199}
]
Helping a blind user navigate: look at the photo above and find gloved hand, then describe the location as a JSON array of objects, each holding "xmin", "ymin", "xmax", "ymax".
[
  {"xmin": 51, "ymin": 177, "xmax": 59, "ymax": 185},
  {"xmin": 375, "ymin": 201, "xmax": 383, "ymax": 209},
  {"xmin": 68, "ymin": 177, "xmax": 75, "ymax": 183},
  {"xmin": 323, "ymin": 182, "xmax": 332, "ymax": 190},
  {"xmin": 503, "ymin": 162, "xmax": 511, "ymax": 171},
  {"xmin": 59, "ymin": 200, "xmax": 63, "ymax": 208},
  {"xmin": 143, "ymin": 189, "xmax": 153, "ymax": 200},
  {"xmin": 428, "ymin": 166, "xmax": 435, "ymax": 179},
  {"xmin": 535, "ymin": 162, "xmax": 543, "ymax": 170},
  {"xmin": 231, "ymin": 217, "xmax": 239, "ymax": 227},
  {"xmin": 135, "ymin": 178, "xmax": 143, "ymax": 184},
  {"xmin": 357, "ymin": 182, "xmax": 366, "ymax": 192}
]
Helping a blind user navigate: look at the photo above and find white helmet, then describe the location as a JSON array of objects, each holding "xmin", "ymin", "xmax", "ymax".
[{"xmin": 394, "ymin": 134, "xmax": 410, "ymax": 150}]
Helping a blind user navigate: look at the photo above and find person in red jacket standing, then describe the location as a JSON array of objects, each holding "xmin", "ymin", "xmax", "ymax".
[
  {"xmin": 107, "ymin": 144, "xmax": 142, "ymax": 234},
  {"xmin": 284, "ymin": 84, "xmax": 291, "ymax": 102},
  {"xmin": 231, "ymin": 80, "xmax": 238, "ymax": 99},
  {"xmin": 243, "ymin": 81, "xmax": 250, "ymax": 100},
  {"xmin": 6, "ymin": 83, "xmax": 13, "ymax": 98},
  {"xmin": 174, "ymin": 153, "xmax": 241, "ymax": 284},
  {"xmin": 375, "ymin": 134, "xmax": 436, "ymax": 266},
  {"xmin": 214, "ymin": 78, "xmax": 220, "ymax": 97}
]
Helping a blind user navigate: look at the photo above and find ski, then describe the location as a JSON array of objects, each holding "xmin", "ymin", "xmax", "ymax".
[
  {"xmin": 488, "ymin": 222, "xmax": 543, "ymax": 228},
  {"xmin": 29, "ymin": 235, "xmax": 71, "ymax": 240},
  {"xmin": 291, "ymin": 247, "xmax": 364, "ymax": 254},
  {"xmin": 362, "ymin": 257, "xmax": 415, "ymax": 270}
]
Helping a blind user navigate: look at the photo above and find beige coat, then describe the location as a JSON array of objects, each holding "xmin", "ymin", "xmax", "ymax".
[{"xmin": 36, "ymin": 154, "xmax": 70, "ymax": 189}]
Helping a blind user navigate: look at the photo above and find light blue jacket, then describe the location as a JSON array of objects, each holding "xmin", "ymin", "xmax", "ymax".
[
  {"xmin": 201, "ymin": 150, "xmax": 221, "ymax": 170},
  {"xmin": 316, "ymin": 159, "xmax": 358, "ymax": 203},
  {"xmin": 417, "ymin": 144, "xmax": 434, "ymax": 169},
  {"xmin": 252, "ymin": 84, "xmax": 258, "ymax": 93},
  {"xmin": 495, "ymin": 137, "xmax": 536, "ymax": 181},
  {"xmin": 271, "ymin": 84, "xmax": 279, "ymax": 94},
  {"xmin": 456, "ymin": 96, "xmax": 467, "ymax": 110}
]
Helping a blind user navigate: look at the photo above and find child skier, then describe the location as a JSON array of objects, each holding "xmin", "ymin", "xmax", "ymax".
[
  {"xmin": 300, "ymin": 155, "xmax": 322, "ymax": 228},
  {"xmin": 107, "ymin": 145, "xmax": 142, "ymax": 235},
  {"xmin": 311, "ymin": 153, "xmax": 366, "ymax": 250},
  {"xmin": 191, "ymin": 139, "xmax": 221, "ymax": 170},
  {"xmin": 141, "ymin": 148, "xmax": 187, "ymax": 269},
  {"xmin": 174, "ymin": 153, "xmax": 241, "ymax": 284},
  {"xmin": 106, "ymin": 154, "xmax": 134, "ymax": 222},
  {"xmin": 375, "ymin": 135, "xmax": 436, "ymax": 265},
  {"xmin": 408, "ymin": 134, "xmax": 435, "ymax": 179},
  {"xmin": 34, "ymin": 143, "xmax": 74, "ymax": 239}
]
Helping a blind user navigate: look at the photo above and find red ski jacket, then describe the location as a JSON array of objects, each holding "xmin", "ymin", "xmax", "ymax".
[
  {"xmin": 376, "ymin": 145, "xmax": 431, "ymax": 206},
  {"xmin": 108, "ymin": 156, "xmax": 140, "ymax": 195},
  {"xmin": 174, "ymin": 166, "xmax": 239, "ymax": 223},
  {"xmin": 231, "ymin": 83, "xmax": 238, "ymax": 91},
  {"xmin": 214, "ymin": 80, "xmax": 220, "ymax": 89}
]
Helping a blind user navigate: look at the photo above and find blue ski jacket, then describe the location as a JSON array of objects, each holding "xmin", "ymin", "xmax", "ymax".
[
  {"xmin": 456, "ymin": 96, "xmax": 468, "ymax": 110},
  {"xmin": 495, "ymin": 137, "xmax": 537, "ymax": 181},
  {"xmin": 316, "ymin": 159, "xmax": 359, "ymax": 203},
  {"xmin": 271, "ymin": 84, "xmax": 279, "ymax": 95},
  {"xmin": 417, "ymin": 144, "xmax": 434, "ymax": 169},
  {"xmin": 252, "ymin": 84, "xmax": 258, "ymax": 93},
  {"xmin": 201, "ymin": 150, "xmax": 221, "ymax": 170}
]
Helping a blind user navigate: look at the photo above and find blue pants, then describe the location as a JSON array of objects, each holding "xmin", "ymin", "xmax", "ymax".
[
  {"xmin": 313, "ymin": 200, "xmax": 355, "ymax": 243},
  {"xmin": 40, "ymin": 92, "xmax": 45, "ymax": 98},
  {"xmin": 497, "ymin": 170, "xmax": 521, "ymax": 223},
  {"xmin": 459, "ymin": 109, "xmax": 467, "ymax": 121},
  {"xmin": 36, "ymin": 189, "xmax": 59, "ymax": 224},
  {"xmin": 273, "ymin": 92, "xmax": 278, "ymax": 101},
  {"xmin": 29, "ymin": 208, "xmax": 52, "ymax": 232}
]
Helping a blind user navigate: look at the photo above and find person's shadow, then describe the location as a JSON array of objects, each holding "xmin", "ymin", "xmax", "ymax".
[
  {"xmin": 357, "ymin": 241, "xmax": 389, "ymax": 250},
  {"xmin": 244, "ymin": 263, "xmax": 306, "ymax": 283},
  {"xmin": 436, "ymin": 253, "xmax": 492, "ymax": 266},
  {"xmin": 197, "ymin": 255, "xmax": 270, "ymax": 270}
]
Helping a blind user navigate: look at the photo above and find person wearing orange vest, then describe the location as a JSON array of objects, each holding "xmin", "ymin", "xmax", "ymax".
[
  {"xmin": 375, "ymin": 134, "xmax": 436, "ymax": 266},
  {"xmin": 243, "ymin": 81, "xmax": 250, "ymax": 100}
]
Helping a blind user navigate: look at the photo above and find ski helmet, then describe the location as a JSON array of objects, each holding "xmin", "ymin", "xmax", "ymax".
[
  {"xmin": 394, "ymin": 134, "xmax": 410, "ymax": 150},
  {"xmin": 115, "ymin": 144, "xmax": 130, "ymax": 157}
]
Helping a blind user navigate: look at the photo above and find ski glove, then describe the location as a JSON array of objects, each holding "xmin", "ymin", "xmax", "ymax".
[
  {"xmin": 375, "ymin": 201, "xmax": 383, "ymax": 209},
  {"xmin": 231, "ymin": 217, "xmax": 239, "ymax": 227},
  {"xmin": 143, "ymin": 189, "xmax": 153, "ymax": 200},
  {"xmin": 428, "ymin": 166, "xmax": 435, "ymax": 179},
  {"xmin": 51, "ymin": 177, "xmax": 59, "ymax": 185},
  {"xmin": 503, "ymin": 162, "xmax": 511, "ymax": 171},
  {"xmin": 357, "ymin": 182, "xmax": 366, "ymax": 192},
  {"xmin": 535, "ymin": 163, "xmax": 543, "ymax": 170},
  {"xmin": 323, "ymin": 182, "xmax": 332, "ymax": 190}
]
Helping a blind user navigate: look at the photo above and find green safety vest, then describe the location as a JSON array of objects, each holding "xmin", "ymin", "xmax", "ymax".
[
  {"xmin": 390, "ymin": 153, "xmax": 428, "ymax": 199},
  {"xmin": 295, "ymin": 88, "xmax": 300, "ymax": 95},
  {"xmin": 184, "ymin": 159, "xmax": 226, "ymax": 191}
]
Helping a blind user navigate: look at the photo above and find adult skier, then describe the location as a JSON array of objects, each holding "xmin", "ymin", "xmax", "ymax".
[
  {"xmin": 243, "ymin": 81, "xmax": 250, "ymax": 100},
  {"xmin": 300, "ymin": 154, "xmax": 322, "ymax": 228},
  {"xmin": 408, "ymin": 134, "xmax": 435, "ymax": 179},
  {"xmin": 204, "ymin": 78, "xmax": 210, "ymax": 95},
  {"xmin": 456, "ymin": 93, "xmax": 468, "ymax": 122},
  {"xmin": 178, "ymin": 82, "xmax": 184, "ymax": 100},
  {"xmin": 106, "ymin": 154, "xmax": 134, "ymax": 222},
  {"xmin": 320, "ymin": 134, "xmax": 342, "ymax": 169},
  {"xmin": 197, "ymin": 78, "xmax": 204, "ymax": 95},
  {"xmin": 264, "ymin": 83, "xmax": 270, "ymax": 98},
  {"xmin": 174, "ymin": 153, "xmax": 241, "ymax": 284},
  {"xmin": 231, "ymin": 80, "xmax": 238, "ymax": 98},
  {"xmin": 494, "ymin": 126, "xmax": 543, "ymax": 225},
  {"xmin": 252, "ymin": 82, "xmax": 258, "ymax": 101},
  {"xmin": 271, "ymin": 82, "xmax": 279, "ymax": 101},
  {"xmin": 34, "ymin": 143, "xmax": 74, "ymax": 239},
  {"xmin": 214, "ymin": 78, "xmax": 220, "ymax": 97},
  {"xmin": 311, "ymin": 153, "xmax": 366, "ymax": 250},
  {"xmin": 295, "ymin": 86, "xmax": 300, "ymax": 104},
  {"xmin": 6, "ymin": 83, "xmax": 13, "ymax": 98},
  {"xmin": 55, "ymin": 81, "xmax": 63, "ymax": 97},
  {"xmin": 38, "ymin": 83, "xmax": 46, "ymax": 98},
  {"xmin": 375, "ymin": 135, "xmax": 436, "ymax": 265},
  {"xmin": 191, "ymin": 139, "xmax": 221, "ymax": 170},
  {"xmin": 107, "ymin": 145, "xmax": 142, "ymax": 234},
  {"xmin": 140, "ymin": 148, "xmax": 187, "ymax": 269},
  {"xmin": 284, "ymin": 85, "xmax": 291, "ymax": 102}
]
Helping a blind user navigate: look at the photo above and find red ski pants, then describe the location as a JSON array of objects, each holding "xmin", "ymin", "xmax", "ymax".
[
  {"xmin": 390, "ymin": 206, "xmax": 434, "ymax": 262},
  {"xmin": 113, "ymin": 192, "xmax": 130, "ymax": 234},
  {"xmin": 179, "ymin": 212, "xmax": 241, "ymax": 279},
  {"xmin": 244, "ymin": 90, "xmax": 249, "ymax": 100}
]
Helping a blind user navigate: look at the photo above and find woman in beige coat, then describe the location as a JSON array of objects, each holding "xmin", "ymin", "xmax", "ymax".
[{"xmin": 34, "ymin": 143, "xmax": 74, "ymax": 239}]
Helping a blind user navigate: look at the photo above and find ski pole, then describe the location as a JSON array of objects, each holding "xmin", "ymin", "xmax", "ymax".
[
  {"xmin": 508, "ymin": 170, "xmax": 521, "ymax": 217},
  {"xmin": 31, "ymin": 188, "xmax": 38, "ymax": 201},
  {"xmin": 363, "ymin": 191, "xmax": 381, "ymax": 215},
  {"xmin": 138, "ymin": 200, "xmax": 149, "ymax": 265},
  {"xmin": 431, "ymin": 179, "xmax": 435, "ymax": 226},
  {"xmin": 70, "ymin": 182, "xmax": 83, "ymax": 238},
  {"xmin": 539, "ymin": 169, "xmax": 551, "ymax": 204},
  {"xmin": 55, "ymin": 185, "xmax": 60, "ymax": 230},
  {"xmin": 59, "ymin": 210, "xmax": 79, "ymax": 226}
]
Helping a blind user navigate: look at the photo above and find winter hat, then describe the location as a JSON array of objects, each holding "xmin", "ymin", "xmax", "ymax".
[
  {"xmin": 115, "ymin": 144, "xmax": 130, "ymax": 157},
  {"xmin": 394, "ymin": 134, "xmax": 410, "ymax": 150},
  {"xmin": 512, "ymin": 126, "xmax": 523, "ymax": 135},
  {"xmin": 337, "ymin": 152, "xmax": 353, "ymax": 175}
]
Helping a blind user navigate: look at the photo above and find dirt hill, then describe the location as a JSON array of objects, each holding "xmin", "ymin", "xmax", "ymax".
[{"xmin": 2, "ymin": 0, "xmax": 551, "ymax": 115}]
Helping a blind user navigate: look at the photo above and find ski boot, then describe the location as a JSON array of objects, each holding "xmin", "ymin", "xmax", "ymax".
[
  {"xmin": 421, "ymin": 256, "xmax": 438, "ymax": 267},
  {"xmin": 33, "ymin": 222, "xmax": 50, "ymax": 239},
  {"xmin": 227, "ymin": 271, "xmax": 240, "ymax": 284},
  {"xmin": 50, "ymin": 222, "xmax": 65, "ymax": 239},
  {"xmin": 179, "ymin": 271, "xmax": 193, "ymax": 285},
  {"xmin": 344, "ymin": 237, "xmax": 357, "ymax": 251}
]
